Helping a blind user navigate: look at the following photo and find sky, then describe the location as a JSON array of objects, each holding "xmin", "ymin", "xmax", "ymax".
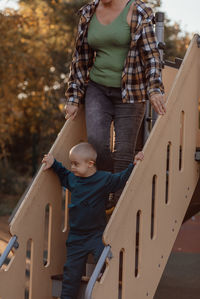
[
  {"xmin": 160, "ymin": 0, "xmax": 200, "ymax": 34},
  {"xmin": 0, "ymin": 0, "xmax": 199, "ymax": 34}
]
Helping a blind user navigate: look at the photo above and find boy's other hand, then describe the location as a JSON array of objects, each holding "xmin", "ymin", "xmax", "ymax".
[
  {"xmin": 42, "ymin": 153, "xmax": 54, "ymax": 170},
  {"xmin": 134, "ymin": 151, "xmax": 144, "ymax": 165}
]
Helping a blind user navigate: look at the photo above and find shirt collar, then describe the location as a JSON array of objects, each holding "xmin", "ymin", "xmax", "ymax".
[{"xmin": 79, "ymin": 0, "xmax": 99, "ymax": 19}]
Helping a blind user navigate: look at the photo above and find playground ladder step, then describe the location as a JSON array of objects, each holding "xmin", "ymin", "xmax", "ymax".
[
  {"xmin": 51, "ymin": 261, "xmax": 96, "ymax": 298},
  {"xmin": 51, "ymin": 274, "xmax": 122, "ymax": 299},
  {"xmin": 51, "ymin": 275, "xmax": 89, "ymax": 298}
]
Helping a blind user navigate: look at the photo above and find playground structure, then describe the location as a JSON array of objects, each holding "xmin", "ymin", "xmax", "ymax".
[{"xmin": 0, "ymin": 20, "xmax": 200, "ymax": 299}]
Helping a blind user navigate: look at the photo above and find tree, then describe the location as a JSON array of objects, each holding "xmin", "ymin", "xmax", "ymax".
[
  {"xmin": 164, "ymin": 19, "xmax": 191, "ymax": 61},
  {"xmin": 144, "ymin": 0, "xmax": 161, "ymax": 9},
  {"xmin": 0, "ymin": 6, "xmax": 64, "ymax": 173}
]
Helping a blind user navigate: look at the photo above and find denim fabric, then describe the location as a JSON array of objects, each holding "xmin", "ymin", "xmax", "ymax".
[
  {"xmin": 85, "ymin": 80, "xmax": 146, "ymax": 173},
  {"xmin": 61, "ymin": 231, "xmax": 104, "ymax": 299}
]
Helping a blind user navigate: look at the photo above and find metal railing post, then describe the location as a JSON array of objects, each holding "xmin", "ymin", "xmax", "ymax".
[
  {"xmin": 0, "ymin": 236, "xmax": 19, "ymax": 268},
  {"xmin": 85, "ymin": 245, "xmax": 112, "ymax": 299},
  {"xmin": 155, "ymin": 12, "xmax": 165, "ymax": 61}
]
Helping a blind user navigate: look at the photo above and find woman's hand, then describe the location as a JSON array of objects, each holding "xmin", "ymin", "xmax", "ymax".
[
  {"xmin": 65, "ymin": 103, "xmax": 79, "ymax": 120},
  {"xmin": 150, "ymin": 93, "xmax": 166, "ymax": 115},
  {"xmin": 42, "ymin": 153, "xmax": 54, "ymax": 171}
]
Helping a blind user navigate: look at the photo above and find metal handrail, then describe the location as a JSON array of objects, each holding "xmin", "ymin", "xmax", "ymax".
[
  {"xmin": 85, "ymin": 245, "xmax": 112, "ymax": 299},
  {"xmin": 0, "ymin": 235, "xmax": 19, "ymax": 268}
]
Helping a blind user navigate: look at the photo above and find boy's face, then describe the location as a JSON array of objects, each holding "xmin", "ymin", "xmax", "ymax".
[{"xmin": 69, "ymin": 153, "xmax": 92, "ymax": 177}]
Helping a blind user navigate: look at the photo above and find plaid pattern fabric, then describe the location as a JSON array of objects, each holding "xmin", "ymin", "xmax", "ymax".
[{"xmin": 65, "ymin": 0, "xmax": 164, "ymax": 105}]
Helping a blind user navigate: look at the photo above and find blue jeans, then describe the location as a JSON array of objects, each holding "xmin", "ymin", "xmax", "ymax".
[{"xmin": 85, "ymin": 80, "xmax": 146, "ymax": 174}]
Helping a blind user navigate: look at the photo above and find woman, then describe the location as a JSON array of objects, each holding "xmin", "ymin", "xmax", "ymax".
[{"xmin": 65, "ymin": 0, "xmax": 165, "ymax": 203}]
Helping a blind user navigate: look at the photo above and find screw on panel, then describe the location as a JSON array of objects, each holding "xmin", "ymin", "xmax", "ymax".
[
  {"xmin": 107, "ymin": 250, "xmax": 113, "ymax": 260},
  {"xmin": 14, "ymin": 240, "xmax": 19, "ymax": 249}
]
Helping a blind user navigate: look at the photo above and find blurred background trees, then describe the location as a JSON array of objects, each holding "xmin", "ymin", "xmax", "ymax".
[{"xmin": 0, "ymin": 0, "xmax": 192, "ymax": 214}]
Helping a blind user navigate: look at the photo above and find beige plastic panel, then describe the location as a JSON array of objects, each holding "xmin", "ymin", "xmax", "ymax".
[
  {"xmin": 162, "ymin": 65, "xmax": 178, "ymax": 98},
  {"xmin": 0, "ymin": 107, "xmax": 87, "ymax": 299},
  {"xmin": 92, "ymin": 35, "xmax": 200, "ymax": 299}
]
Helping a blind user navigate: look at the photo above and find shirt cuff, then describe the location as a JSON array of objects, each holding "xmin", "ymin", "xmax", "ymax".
[
  {"xmin": 51, "ymin": 159, "xmax": 57, "ymax": 169},
  {"xmin": 148, "ymin": 88, "xmax": 162, "ymax": 97},
  {"xmin": 66, "ymin": 97, "xmax": 79, "ymax": 107}
]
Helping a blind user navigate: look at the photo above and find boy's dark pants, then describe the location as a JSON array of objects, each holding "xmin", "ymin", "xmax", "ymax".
[{"xmin": 61, "ymin": 231, "xmax": 104, "ymax": 299}]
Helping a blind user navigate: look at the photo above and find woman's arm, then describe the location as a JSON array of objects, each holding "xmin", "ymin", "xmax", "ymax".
[
  {"xmin": 139, "ymin": 21, "xmax": 166, "ymax": 115},
  {"xmin": 65, "ymin": 15, "xmax": 94, "ymax": 118}
]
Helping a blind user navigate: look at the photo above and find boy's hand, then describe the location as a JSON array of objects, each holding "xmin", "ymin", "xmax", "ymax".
[
  {"xmin": 42, "ymin": 153, "xmax": 54, "ymax": 170},
  {"xmin": 134, "ymin": 151, "xmax": 144, "ymax": 165}
]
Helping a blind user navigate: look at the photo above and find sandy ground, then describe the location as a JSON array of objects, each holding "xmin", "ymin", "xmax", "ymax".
[
  {"xmin": 0, "ymin": 216, "xmax": 14, "ymax": 269},
  {"xmin": 0, "ymin": 216, "xmax": 11, "ymax": 255}
]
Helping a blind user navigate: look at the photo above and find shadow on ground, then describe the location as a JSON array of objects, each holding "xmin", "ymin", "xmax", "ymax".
[{"xmin": 155, "ymin": 252, "xmax": 200, "ymax": 299}]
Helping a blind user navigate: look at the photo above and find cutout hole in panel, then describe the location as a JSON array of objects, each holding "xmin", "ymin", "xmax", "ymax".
[
  {"xmin": 119, "ymin": 250, "xmax": 124, "ymax": 297},
  {"xmin": 165, "ymin": 142, "xmax": 171, "ymax": 204},
  {"xmin": 43, "ymin": 204, "xmax": 52, "ymax": 267},
  {"xmin": 25, "ymin": 239, "xmax": 33, "ymax": 299},
  {"xmin": 179, "ymin": 111, "xmax": 185, "ymax": 171},
  {"xmin": 62, "ymin": 188, "xmax": 69, "ymax": 233},
  {"xmin": 135, "ymin": 210, "xmax": 141, "ymax": 277},
  {"xmin": 151, "ymin": 175, "xmax": 157, "ymax": 239}
]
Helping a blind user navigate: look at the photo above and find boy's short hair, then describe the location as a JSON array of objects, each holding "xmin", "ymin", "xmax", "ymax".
[{"xmin": 69, "ymin": 142, "xmax": 97, "ymax": 162}]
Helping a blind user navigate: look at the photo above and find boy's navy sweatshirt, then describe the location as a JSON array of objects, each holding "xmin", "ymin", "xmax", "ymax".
[{"xmin": 52, "ymin": 160, "xmax": 134, "ymax": 234}]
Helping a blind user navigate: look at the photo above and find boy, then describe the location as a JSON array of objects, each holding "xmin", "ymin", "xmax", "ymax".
[{"xmin": 42, "ymin": 142, "xmax": 144, "ymax": 299}]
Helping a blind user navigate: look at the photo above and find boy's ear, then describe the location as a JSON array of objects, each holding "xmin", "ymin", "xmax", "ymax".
[{"xmin": 88, "ymin": 160, "xmax": 95, "ymax": 167}]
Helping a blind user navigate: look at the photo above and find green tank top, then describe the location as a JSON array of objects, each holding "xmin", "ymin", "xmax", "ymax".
[{"xmin": 88, "ymin": 0, "xmax": 134, "ymax": 88}]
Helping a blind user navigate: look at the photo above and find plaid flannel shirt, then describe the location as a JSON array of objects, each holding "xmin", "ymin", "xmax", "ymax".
[{"xmin": 65, "ymin": 0, "xmax": 164, "ymax": 105}]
